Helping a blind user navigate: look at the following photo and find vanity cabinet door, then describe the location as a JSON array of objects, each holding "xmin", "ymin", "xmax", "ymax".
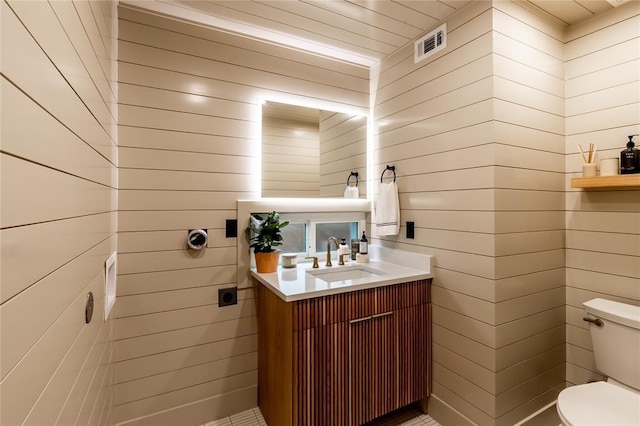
[
  {"xmin": 349, "ymin": 312, "xmax": 397, "ymax": 425},
  {"xmin": 293, "ymin": 322, "xmax": 349, "ymax": 426},
  {"xmin": 396, "ymin": 303, "xmax": 431, "ymax": 406}
]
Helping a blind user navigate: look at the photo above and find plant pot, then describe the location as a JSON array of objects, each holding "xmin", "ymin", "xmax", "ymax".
[{"xmin": 255, "ymin": 251, "xmax": 280, "ymax": 273}]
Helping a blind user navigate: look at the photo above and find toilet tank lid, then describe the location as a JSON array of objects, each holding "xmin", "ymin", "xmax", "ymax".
[{"xmin": 584, "ymin": 298, "xmax": 640, "ymax": 329}]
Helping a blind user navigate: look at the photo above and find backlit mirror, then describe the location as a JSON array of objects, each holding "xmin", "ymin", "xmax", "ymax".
[{"xmin": 261, "ymin": 101, "xmax": 368, "ymax": 198}]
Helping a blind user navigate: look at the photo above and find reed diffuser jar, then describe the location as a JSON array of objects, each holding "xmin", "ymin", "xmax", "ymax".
[{"xmin": 582, "ymin": 163, "xmax": 596, "ymax": 177}]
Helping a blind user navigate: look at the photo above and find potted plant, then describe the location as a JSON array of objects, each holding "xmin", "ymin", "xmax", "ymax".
[{"xmin": 249, "ymin": 211, "xmax": 289, "ymax": 273}]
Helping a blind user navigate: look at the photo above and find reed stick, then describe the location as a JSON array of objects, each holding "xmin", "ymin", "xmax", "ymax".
[{"xmin": 578, "ymin": 145, "xmax": 588, "ymax": 164}]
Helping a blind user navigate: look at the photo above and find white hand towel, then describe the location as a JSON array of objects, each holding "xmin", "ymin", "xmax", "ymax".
[
  {"xmin": 344, "ymin": 185, "xmax": 359, "ymax": 199},
  {"xmin": 375, "ymin": 181, "xmax": 399, "ymax": 235}
]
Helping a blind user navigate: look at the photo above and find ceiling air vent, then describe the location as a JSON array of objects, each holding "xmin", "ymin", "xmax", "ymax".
[{"xmin": 414, "ymin": 23, "xmax": 446, "ymax": 64}]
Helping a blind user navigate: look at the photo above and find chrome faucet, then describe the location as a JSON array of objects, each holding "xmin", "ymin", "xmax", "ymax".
[{"xmin": 326, "ymin": 237, "xmax": 340, "ymax": 267}]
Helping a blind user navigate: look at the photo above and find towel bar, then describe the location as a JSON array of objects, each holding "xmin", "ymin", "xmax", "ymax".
[
  {"xmin": 347, "ymin": 171, "xmax": 359, "ymax": 186},
  {"xmin": 380, "ymin": 165, "xmax": 396, "ymax": 182}
]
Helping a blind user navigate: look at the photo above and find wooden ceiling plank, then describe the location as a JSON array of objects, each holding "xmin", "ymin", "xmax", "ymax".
[
  {"xmin": 214, "ymin": 0, "xmax": 400, "ymax": 53},
  {"xmin": 301, "ymin": 0, "xmax": 426, "ymax": 38},
  {"xmin": 174, "ymin": 0, "xmax": 390, "ymax": 57},
  {"xmin": 349, "ymin": 0, "xmax": 436, "ymax": 30}
]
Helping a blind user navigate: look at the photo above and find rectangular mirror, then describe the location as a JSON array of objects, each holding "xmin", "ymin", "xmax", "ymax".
[{"xmin": 261, "ymin": 101, "xmax": 367, "ymax": 198}]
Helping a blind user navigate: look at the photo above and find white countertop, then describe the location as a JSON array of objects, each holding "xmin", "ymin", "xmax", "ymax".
[{"xmin": 251, "ymin": 259, "xmax": 433, "ymax": 302}]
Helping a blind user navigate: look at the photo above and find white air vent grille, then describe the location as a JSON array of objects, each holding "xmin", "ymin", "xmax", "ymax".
[{"xmin": 414, "ymin": 23, "xmax": 446, "ymax": 64}]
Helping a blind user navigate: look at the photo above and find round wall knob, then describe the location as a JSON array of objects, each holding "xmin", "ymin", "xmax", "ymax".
[{"xmin": 187, "ymin": 229, "xmax": 208, "ymax": 250}]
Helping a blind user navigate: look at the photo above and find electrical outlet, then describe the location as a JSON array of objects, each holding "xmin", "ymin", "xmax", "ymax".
[{"xmin": 219, "ymin": 287, "xmax": 238, "ymax": 307}]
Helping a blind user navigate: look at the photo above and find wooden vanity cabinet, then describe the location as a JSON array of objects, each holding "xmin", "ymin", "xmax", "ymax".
[{"xmin": 257, "ymin": 279, "xmax": 431, "ymax": 426}]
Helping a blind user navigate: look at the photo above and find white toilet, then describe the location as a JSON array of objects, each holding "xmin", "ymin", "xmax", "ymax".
[{"xmin": 557, "ymin": 298, "xmax": 640, "ymax": 425}]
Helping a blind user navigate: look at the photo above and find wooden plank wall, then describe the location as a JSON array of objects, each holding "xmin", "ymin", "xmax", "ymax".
[
  {"xmin": 372, "ymin": 3, "xmax": 498, "ymax": 424},
  {"xmin": 371, "ymin": 1, "xmax": 567, "ymax": 424},
  {"xmin": 491, "ymin": 3, "xmax": 567, "ymax": 424},
  {"xmin": 115, "ymin": 6, "xmax": 368, "ymax": 425},
  {"xmin": 1, "ymin": 0, "xmax": 118, "ymax": 425},
  {"xmin": 564, "ymin": 1, "xmax": 640, "ymax": 386}
]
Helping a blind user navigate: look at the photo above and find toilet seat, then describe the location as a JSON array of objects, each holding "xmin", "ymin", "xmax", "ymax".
[{"xmin": 557, "ymin": 381, "xmax": 640, "ymax": 425}]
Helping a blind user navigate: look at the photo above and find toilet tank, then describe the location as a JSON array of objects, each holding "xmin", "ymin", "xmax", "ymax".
[{"xmin": 583, "ymin": 298, "xmax": 640, "ymax": 390}]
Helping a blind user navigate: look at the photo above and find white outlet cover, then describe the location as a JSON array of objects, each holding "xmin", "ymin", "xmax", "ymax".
[{"xmin": 105, "ymin": 252, "xmax": 117, "ymax": 321}]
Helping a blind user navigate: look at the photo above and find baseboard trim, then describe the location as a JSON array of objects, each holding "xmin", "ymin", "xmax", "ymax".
[
  {"xmin": 426, "ymin": 394, "xmax": 476, "ymax": 426},
  {"xmin": 514, "ymin": 400, "xmax": 557, "ymax": 426},
  {"xmin": 115, "ymin": 385, "xmax": 257, "ymax": 426}
]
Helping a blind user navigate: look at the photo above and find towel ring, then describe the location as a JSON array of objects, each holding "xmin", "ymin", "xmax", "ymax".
[
  {"xmin": 380, "ymin": 165, "xmax": 396, "ymax": 183},
  {"xmin": 347, "ymin": 171, "xmax": 359, "ymax": 187}
]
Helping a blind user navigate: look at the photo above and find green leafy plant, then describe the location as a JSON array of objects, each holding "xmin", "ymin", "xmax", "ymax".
[{"xmin": 249, "ymin": 211, "xmax": 289, "ymax": 253}]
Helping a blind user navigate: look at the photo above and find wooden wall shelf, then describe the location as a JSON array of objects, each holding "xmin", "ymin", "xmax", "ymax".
[{"xmin": 571, "ymin": 174, "xmax": 640, "ymax": 189}]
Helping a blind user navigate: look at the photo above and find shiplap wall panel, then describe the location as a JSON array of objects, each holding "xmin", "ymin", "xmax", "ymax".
[
  {"xmin": 118, "ymin": 210, "xmax": 234, "ymax": 232},
  {"xmin": 373, "ymin": 12, "xmax": 498, "ymax": 423},
  {"xmin": 0, "ymin": 1, "xmax": 118, "ymax": 426},
  {"xmin": 373, "ymin": 1, "xmax": 569, "ymax": 424},
  {"xmin": 119, "ymin": 124, "xmax": 255, "ymax": 156},
  {"xmin": 118, "ymin": 39, "xmax": 368, "ymax": 109},
  {"xmin": 118, "ymin": 18, "xmax": 369, "ymax": 92},
  {"xmin": 117, "ymin": 229, "xmax": 235, "ymax": 252},
  {"xmin": 2, "ymin": 2, "xmax": 115, "ymax": 164},
  {"xmin": 114, "ymin": 352, "xmax": 257, "ymax": 406},
  {"xmin": 119, "ymin": 147, "xmax": 253, "ymax": 175},
  {"xmin": 49, "ymin": 0, "xmax": 117, "ymax": 117},
  {"xmin": 1, "ymin": 79, "xmax": 113, "ymax": 187},
  {"xmin": 375, "ymin": 53, "xmax": 493, "ymax": 121},
  {"xmin": 115, "ymin": 265, "xmax": 237, "ymax": 296},
  {"xmin": 24, "ymin": 275, "xmax": 111, "ymax": 426},
  {"xmin": 0, "ymin": 233, "xmax": 114, "ymax": 378},
  {"xmin": 114, "ymin": 315, "xmax": 256, "ymax": 361},
  {"xmin": 118, "ymin": 190, "xmax": 245, "ymax": 211},
  {"xmin": 2, "ymin": 269, "xmax": 104, "ymax": 425},
  {"xmin": 115, "ymin": 333, "xmax": 256, "ymax": 383},
  {"xmin": 564, "ymin": 0, "xmax": 640, "ymax": 387},
  {"xmin": 115, "ymin": 297, "xmax": 255, "ymax": 341},
  {"xmin": 117, "ymin": 18, "xmax": 366, "ymax": 79},
  {"xmin": 118, "ymin": 169, "xmax": 253, "ymax": 192},
  {"xmin": 119, "ymin": 83, "xmax": 253, "ymax": 118},
  {"xmin": 116, "ymin": 5, "xmax": 368, "ymax": 424},
  {"xmin": 7, "ymin": 0, "xmax": 116, "ymax": 138},
  {"xmin": 114, "ymin": 372, "xmax": 258, "ymax": 424},
  {"xmin": 0, "ymin": 154, "xmax": 113, "ymax": 229},
  {"xmin": 492, "ymin": 5, "xmax": 567, "ymax": 423},
  {"xmin": 0, "ymin": 211, "xmax": 112, "ymax": 307}
]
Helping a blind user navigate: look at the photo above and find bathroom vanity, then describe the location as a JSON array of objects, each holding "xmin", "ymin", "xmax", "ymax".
[{"xmin": 252, "ymin": 260, "xmax": 433, "ymax": 426}]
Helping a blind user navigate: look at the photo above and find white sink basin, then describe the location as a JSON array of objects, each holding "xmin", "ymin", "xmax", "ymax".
[{"xmin": 307, "ymin": 266, "xmax": 384, "ymax": 284}]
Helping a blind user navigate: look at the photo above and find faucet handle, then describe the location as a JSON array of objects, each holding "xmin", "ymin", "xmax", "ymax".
[
  {"xmin": 339, "ymin": 253, "xmax": 348, "ymax": 266},
  {"xmin": 305, "ymin": 256, "xmax": 319, "ymax": 268}
]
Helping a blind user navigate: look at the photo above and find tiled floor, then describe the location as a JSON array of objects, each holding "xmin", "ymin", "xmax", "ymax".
[{"xmin": 202, "ymin": 405, "xmax": 440, "ymax": 426}]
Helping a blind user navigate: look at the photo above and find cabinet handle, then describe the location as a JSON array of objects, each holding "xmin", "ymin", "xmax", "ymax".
[
  {"xmin": 349, "ymin": 316, "xmax": 372, "ymax": 324},
  {"xmin": 349, "ymin": 311, "xmax": 393, "ymax": 324}
]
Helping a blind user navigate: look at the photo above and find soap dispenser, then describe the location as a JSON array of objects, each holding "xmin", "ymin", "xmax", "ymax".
[
  {"xmin": 620, "ymin": 134, "xmax": 640, "ymax": 174},
  {"xmin": 359, "ymin": 231, "xmax": 368, "ymax": 254},
  {"xmin": 338, "ymin": 238, "xmax": 349, "ymax": 256}
]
